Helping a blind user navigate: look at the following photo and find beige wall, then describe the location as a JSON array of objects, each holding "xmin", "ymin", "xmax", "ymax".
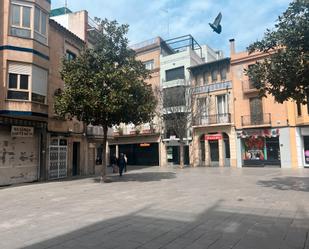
[{"xmin": 231, "ymin": 52, "xmax": 289, "ymax": 129}]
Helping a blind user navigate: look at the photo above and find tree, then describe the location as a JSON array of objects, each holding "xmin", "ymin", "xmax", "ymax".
[
  {"xmin": 55, "ymin": 19, "xmax": 157, "ymax": 181},
  {"xmin": 246, "ymin": 0, "xmax": 309, "ymax": 104}
]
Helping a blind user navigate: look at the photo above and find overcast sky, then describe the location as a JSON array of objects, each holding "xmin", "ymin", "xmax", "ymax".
[{"xmin": 51, "ymin": 0, "xmax": 291, "ymax": 56}]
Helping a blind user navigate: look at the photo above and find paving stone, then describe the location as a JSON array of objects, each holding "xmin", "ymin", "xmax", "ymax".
[{"xmin": 0, "ymin": 167, "xmax": 308, "ymax": 249}]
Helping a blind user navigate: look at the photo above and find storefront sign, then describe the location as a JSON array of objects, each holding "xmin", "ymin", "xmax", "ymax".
[
  {"xmin": 11, "ymin": 126, "xmax": 34, "ymax": 137},
  {"xmin": 305, "ymin": 150, "xmax": 309, "ymax": 164},
  {"xmin": 237, "ymin": 128, "xmax": 280, "ymax": 138},
  {"xmin": 140, "ymin": 143, "xmax": 150, "ymax": 147},
  {"xmin": 205, "ymin": 134, "xmax": 222, "ymax": 140}
]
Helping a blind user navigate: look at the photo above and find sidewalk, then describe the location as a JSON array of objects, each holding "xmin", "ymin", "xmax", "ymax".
[{"xmin": 0, "ymin": 167, "xmax": 308, "ymax": 249}]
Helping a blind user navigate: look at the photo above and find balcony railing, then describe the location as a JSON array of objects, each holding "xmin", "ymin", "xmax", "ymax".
[
  {"xmin": 162, "ymin": 79, "xmax": 186, "ymax": 89},
  {"xmin": 242, "ymin": 80, "xmax": 259, "ymax": 93},
  {"xmin": 241, "ymin": 113, "xmax": 271, "ymax": 126},
  {"xmin": 193, "ymin": 113, "xmax": 231, "ymax": 126}
]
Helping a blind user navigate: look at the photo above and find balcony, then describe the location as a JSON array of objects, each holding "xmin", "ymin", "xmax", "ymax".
[
  {"xmin": 192, "ymin": 81, "xmax": 232, "ymax": 95},
  {"xmin": 87, "ymin": 126, "xmax": 113, "ymax": 138},
  {"xmin": 241, "ymin": 113, "xmax": 271, "ymax": 126},
  {"xmin": 162, "ymin": 79, "xmax": 186, "ymax": 89},
  {"xmin": 242, "ymin": 80, "xmax": 259, "ymax": 94},
  {"xmin": 193, "ymin": 113, "xmax": 231, "ymax": 126},
  {"xmin": 113, "ymin": 125, "xmax": 160, "ymax": 137},
  {"xmin": 2, "ymin": 100, "xmax": 48, "ymax": 119}
]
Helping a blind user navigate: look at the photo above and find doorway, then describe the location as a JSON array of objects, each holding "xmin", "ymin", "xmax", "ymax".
[
  {"xmin": 72, "ymin": 142, "xmax": 80, "ymax": 176},
  {"xmin": 209, "ymin": 140, "xmax": 219, "ymax": 166}
]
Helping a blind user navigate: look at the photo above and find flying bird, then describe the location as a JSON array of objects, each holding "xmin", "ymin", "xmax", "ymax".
[{"xmin": 209, "ymin": 12, "xmax": 222, "ymax": 34}]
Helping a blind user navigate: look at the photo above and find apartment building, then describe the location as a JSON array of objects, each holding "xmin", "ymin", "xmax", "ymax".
[
  {"xmin": 189, "ymin": 57, "xmax": 237, "ymax": 167},
  {"xmin": 108, "ymin": 37, "xmax": 172, "ymax": 166},
  {"xmin": 230, "ymin": 39, "xmax": 296, "ymax": 168},
  {"xmin": 50, "ymin": 7, "xmax": 114, "ymax": 175},
  {"xmin": 0, "ymin": 0, "xmax": 50, "ymax": 185},
  {"xmin": 160, "ymin": 35, "xmax": 210, "ymax": 166}
]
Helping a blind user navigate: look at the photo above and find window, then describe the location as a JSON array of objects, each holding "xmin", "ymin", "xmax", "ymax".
[
  {"xmin": 143, "ymin": 60, "xmax": 154, "ymax": 70},
  {"xmin": 211, "ymin": 70, "xmax": 218, "ymax": 82},
  {"xmin": 34, "ymin": 7, "xmax": 48, "ymax": 43},
  {"xmin": 7, "ymin": 73, "xmax": 29, "ymax": 100},
  {"xmin": 10, "ymin": 3, "xmax": 48, "ymax": 44},
  {"xmin": 203, "ymin": 72, "xmax": 209, "ymax": 85},
  {"xmin": 197, "ymin": 97, "xmax": 208, "ymax": 115},
  {"xmin": 220, "ymin": 68, "xmax": 227, "ymax": 81},
  {"xmin": 163, "ymin": 86, "xmax": 186, "ymax": 108},
  {"xmin": 10, "ymin": 4, "xmax": 31, "ymax": 38},
  {"xmin": 250, "ymin": 97, "xmax": 263, "ymax": 123},
  {"xmin": 217, "ymin": 95, "xmax": 228, "ymax": 114},
  {"xmin": 66, "ymin": 50, "xmax": 76, "ymax": 61},
  {"xmin": 165, "ymin": 66, "xmax": 185, "ymax": 81},
  {"xmin": 297, "ymin": 102, "xmax": 302, "ymax": 116},
  {"xmin": 7, "ymin": 63, "xmax": 47, "ymax": 103}
]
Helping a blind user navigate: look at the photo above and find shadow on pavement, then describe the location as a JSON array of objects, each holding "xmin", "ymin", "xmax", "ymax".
[
  {"xmin": 257, "ymin": 177, "xmax": 309, "ymax": 192},
  {"xmin": 19, "ymin": 200, "xmax": 309, "ymax": 249},
  {"xmin": 93, "ymin": 171, "xmax": 176, "ymax": 183}
]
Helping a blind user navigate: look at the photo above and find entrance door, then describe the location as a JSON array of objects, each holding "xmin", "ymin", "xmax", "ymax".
[
  {"xmin": 209, "ymin": 140, "xmax": 219, "ymax": 166},
  {"xmin": 49, "ymin": 139, "xmax": 67, "ymax": 179},
  {"xmin": 72, "ymin": 142, "xmax": 80, "ymax": 176},
  {"xmin": 167, "ymin": 146, "xmax": 180, "ymax": 165}
]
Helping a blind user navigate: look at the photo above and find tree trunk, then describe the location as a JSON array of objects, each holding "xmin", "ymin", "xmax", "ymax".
[
  {"xmin": 100, "ymin": 124, "xmax": 108, "ymax": 182},
  {"xmin": 179, "ymin": 140, "xmax": 184, "ymax": 168}
]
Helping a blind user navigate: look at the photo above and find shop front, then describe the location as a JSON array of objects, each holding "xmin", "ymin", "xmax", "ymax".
[
  {"xmin": 238, "ymin": 128, "xmax": 281, "ymax": 167},
  {"xmin": 299, "ymin": 127, "xmax": 309, "ymax": 168}
]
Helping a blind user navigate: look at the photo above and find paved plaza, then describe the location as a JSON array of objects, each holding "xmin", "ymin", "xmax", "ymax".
[{"xmin": 0, "ymin": 166, "xmax": 309, "ymax": 249}]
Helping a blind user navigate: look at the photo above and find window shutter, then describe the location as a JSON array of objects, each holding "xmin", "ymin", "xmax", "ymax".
[
  {"xmin": 32, "ymin": 65, "xmax": 48, "ymax": 96},
  {"xmin": 8, "ymin": 62, "xmax": 31, "ymax": 75}
]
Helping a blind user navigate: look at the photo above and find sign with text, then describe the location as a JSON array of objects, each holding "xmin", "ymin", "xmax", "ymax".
[
  {"xmin": 140, "ymin": 143, "xmax": 150, "ymax": 147},
  {"xmin": 205, "ymin": 134, "xmax": 222, "ymax": 140},
  {"xmin": 11, "ymin": 126, "xmax": 34, "ymax": 137}
]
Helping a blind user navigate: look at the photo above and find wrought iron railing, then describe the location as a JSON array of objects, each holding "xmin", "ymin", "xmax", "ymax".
[
  {"xmin": 193, "ymin": 113, "xmax": 231, "ymax": 126},
  {"xmin": 241, "ymin": 113, "xmax": 271, "ymax": 126}
]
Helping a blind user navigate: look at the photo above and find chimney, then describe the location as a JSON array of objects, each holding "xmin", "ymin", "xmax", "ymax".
[{"xmin": 229, "ymin": 38, "xmax": 235, "ymax": 55}]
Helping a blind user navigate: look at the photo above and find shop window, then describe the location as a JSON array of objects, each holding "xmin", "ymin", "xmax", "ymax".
[
  {"xmin": 303, "ymin": 136, "xmax": 309, "ymax": 164},
  {"xmin": 266, "ymin": 137, "xmax": 280, "ymax": 160},
  {"xmin": 243, "ymin": 137, "xmax": 265, "ymax": 160},
  {"xmin": 96, "ymin": 144, "xmax": 103, "ymax": 165}
]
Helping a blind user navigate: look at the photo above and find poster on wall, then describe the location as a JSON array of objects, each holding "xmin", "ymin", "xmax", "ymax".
[
  {"xmin": 305, "ymin": 150, "xmax": 309, "ymax": 164},
  {"xmin": 243, "ymin": 137, "xmax": 265, "ymax": 160}
]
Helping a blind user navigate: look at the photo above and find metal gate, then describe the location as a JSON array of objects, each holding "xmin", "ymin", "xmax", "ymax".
[{"xmin": 49, "ymin": 145, "xmax": 67, "ymax": 179}]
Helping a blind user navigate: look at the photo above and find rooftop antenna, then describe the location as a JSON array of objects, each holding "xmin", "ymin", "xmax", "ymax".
[
  {"xmin": 161, "ymin": 8, "xmax": 169, "ymax": 38},
  {"xmin": 65, "ymin": 0, "xmax": 68, "ymax": 13}
]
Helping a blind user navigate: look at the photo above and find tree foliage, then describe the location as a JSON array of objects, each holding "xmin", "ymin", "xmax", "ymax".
[
  {"xmin": 55, "ymin": 19, "xmax": 157, "ymax": 178},
  {"xmin": 246, "ymin": 0, "xmax": 309, "ymax": 104}
]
